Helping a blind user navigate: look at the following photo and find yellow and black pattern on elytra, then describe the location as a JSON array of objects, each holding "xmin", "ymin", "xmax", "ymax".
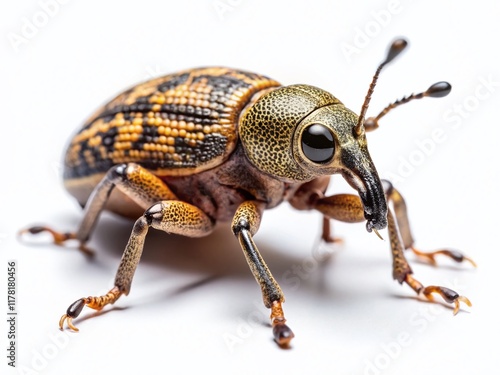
[{"xmin": 63, "ymin": 67, "xmax": 281, "ymax": 180}]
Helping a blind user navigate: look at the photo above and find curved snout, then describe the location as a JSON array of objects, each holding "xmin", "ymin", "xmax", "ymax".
[
  {"xmin": 290, "ymin": 103, "xmax": 388, "ymax": 231},
  {"xmin": 341, "ymin": 154, "xmax": 387, "ymax": 232}
]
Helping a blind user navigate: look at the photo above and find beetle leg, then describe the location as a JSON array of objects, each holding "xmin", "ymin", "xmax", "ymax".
[
  {"xmin": 314, "ymin": 194, "xmax": 366, "ymax": 247},
  {"xmin": 21, "ymin": 163, "xmax": 177, "ymax": 254},
  {"xmin": 383, "ymin": 180, "xmax": 476, "ymax": 268},
  {"xmin": 59, "ymin": 200, "xmax": 214, "ymax": 331},
  {"xmin": 289, "ymin": 176, "xmax": 344, "ymax": 243},
  {"xmin": 386, "ymin": 206, "xmax": 472, "ymax": 314},
  {"xmin": 321, "ymin": 218, "xmax": 344, "ymax": 244},
  {"xmin": 312, "ymin": 192, "xmax": 472, "ymax": 314},
  {"xmin": 231, "ymin": 201, "xmax": 294, "ymax": 347},
  {"xmin": 313, "ymin": 194, "xmax": 366, "ymax": 224},
  {"xmin": 404, "ymin": 274, "xmax": 472, "ymax": 315},
  {"xmin": 409, "ymin": 247, "xmax": 477, "ymax": 268},
  {"xmin": 59, "ymin": 287, "xmax": 122, "ymax": 332}
]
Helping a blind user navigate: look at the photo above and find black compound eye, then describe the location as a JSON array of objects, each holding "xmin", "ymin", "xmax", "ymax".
[{"xmin": 301, "ymin": 124, "xmax": 335, "ymax": 163}]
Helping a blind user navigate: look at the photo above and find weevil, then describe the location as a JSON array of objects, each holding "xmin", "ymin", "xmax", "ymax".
[{"xmin": 22, "ymin": 38, "xmax": 475, "ymax": 347}]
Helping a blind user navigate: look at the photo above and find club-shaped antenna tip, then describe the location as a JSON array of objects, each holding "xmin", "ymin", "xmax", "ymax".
[
  {"xmin": 425, "ymin": 81, "xmax": 452, "ymax": 98},
  {"xmin": 384, "ymin": 38, "xmax": 408, "ymax": 64}
]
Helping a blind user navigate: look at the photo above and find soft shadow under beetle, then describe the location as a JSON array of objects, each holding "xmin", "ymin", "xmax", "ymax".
[{"xmin": 22, "ymin": 38, "xmax": 475, "ymax": 347}]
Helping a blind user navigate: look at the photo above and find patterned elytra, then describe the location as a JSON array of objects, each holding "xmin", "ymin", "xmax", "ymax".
[{"xmin": 63, "ymin": 68, "xmax": 281, "ymax": 180}]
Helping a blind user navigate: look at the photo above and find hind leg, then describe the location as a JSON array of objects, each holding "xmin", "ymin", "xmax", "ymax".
[{"xmin": 20, "ymin": 163, "xmax": 176, "ymax": 255}]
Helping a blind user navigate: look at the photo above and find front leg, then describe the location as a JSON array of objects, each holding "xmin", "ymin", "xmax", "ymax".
[
  {"xmin": 288, "ymin": 176, "xmax": 344, "ymax": 244},
  {"xmin": 231, "ymin": 201, "xmax": 294, "ymax": 347},
  {"xmin": 312, "ymin": 192, "xmax": 473, "ymax": 314},
  {"xmin": 383, "ymin": 180, "xmax": 477, "ymax": 268},
  {"xmin": 386, "ymin": 209, "xmax": 471, "ymax": 315}
]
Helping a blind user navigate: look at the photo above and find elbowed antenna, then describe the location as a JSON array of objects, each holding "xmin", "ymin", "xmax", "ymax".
[
  {"xmin": 354, "ymin": 38, "xmax": 408, "ymax": 136},
  {"xmin": 364, "ymin": 81, "xmax": 452, "ymax": 131}
]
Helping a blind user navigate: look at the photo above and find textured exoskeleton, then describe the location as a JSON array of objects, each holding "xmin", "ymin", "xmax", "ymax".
[{"xmin": 23, "ymin": 40, "xmax": 474, "ymax": 347}]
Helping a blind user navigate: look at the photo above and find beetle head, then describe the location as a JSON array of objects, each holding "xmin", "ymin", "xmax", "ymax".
[{"xmin": 240, "ymin": 85, "xmax": 387, "ymax": 231}]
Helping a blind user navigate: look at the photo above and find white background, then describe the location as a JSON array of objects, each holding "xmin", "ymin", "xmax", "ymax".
[{"xmin": 1, "ymin": 1, "xmax": 499, "ymax": 374}]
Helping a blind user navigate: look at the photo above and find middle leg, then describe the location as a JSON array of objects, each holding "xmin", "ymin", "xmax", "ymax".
[{"xmin": 59, "ymin": 200, "xmax": 214, "ymax": 331}]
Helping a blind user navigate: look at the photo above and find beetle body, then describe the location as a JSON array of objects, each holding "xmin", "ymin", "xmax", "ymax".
[
  {"xmin": 63, "ymin": 68, "xmax": 281, "ymax": 219},
  {"xmin": 25, "ymin": 41, "xmax": 474, "ymax": 346},
  {"xmin": 63, "ymin": 67, "xmax": 385, "ymax": 228}
]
